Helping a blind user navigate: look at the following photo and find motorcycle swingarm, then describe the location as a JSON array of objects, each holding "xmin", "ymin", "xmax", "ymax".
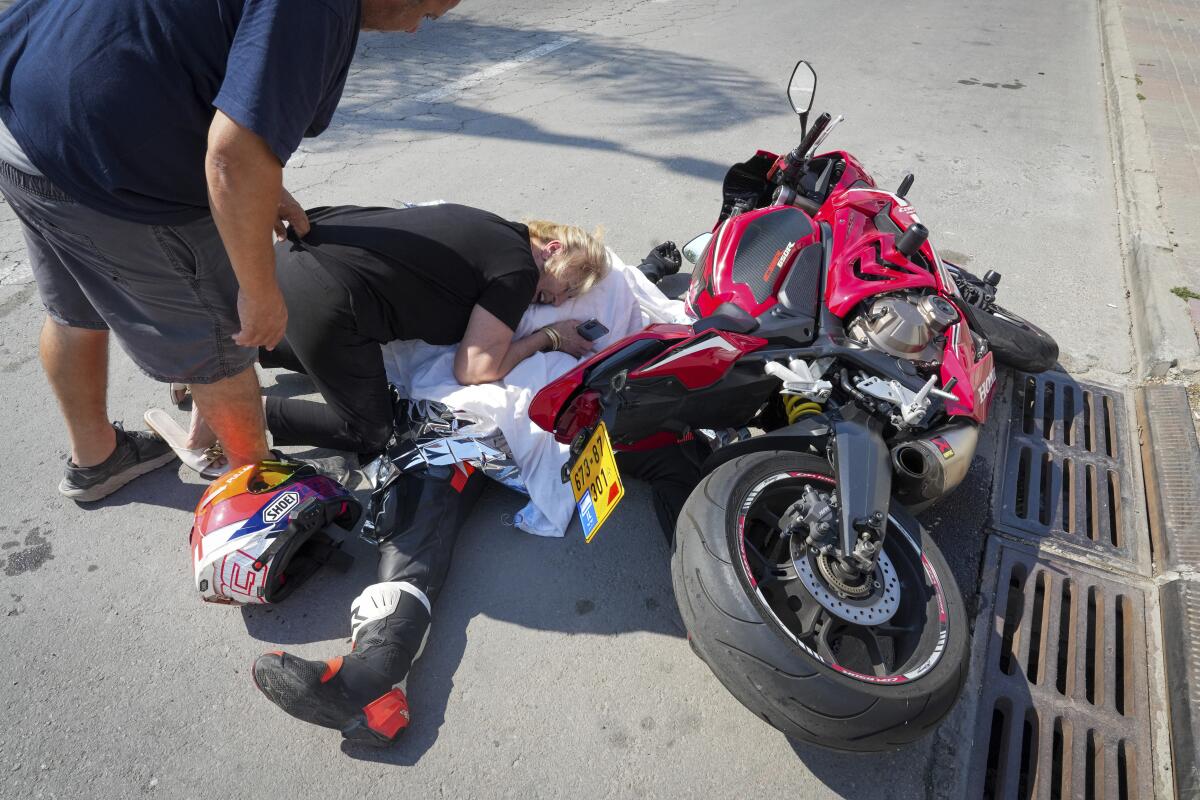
[{"xmin": 700, "ymin": 416, "xmax": 831, "ymax": 475}]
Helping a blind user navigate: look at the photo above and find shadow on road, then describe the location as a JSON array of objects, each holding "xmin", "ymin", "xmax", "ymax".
[
  {"xmin": 75, "ymin": 460, "xmax": 208, "ymax": 514},
  {"xmin": 296, "ymin": 19, "xmax": 778, "ymax": 182}
]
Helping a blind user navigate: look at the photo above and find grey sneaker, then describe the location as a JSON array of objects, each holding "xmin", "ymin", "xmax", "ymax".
[{"xmin": 59, "ymin": 423, "xmax": 177, "ymax": 502}]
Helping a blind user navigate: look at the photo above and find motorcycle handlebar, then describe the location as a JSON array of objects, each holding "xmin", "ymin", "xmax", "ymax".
[{"xmin": 792, "ymin": 112, "xmax": 832, "ymax": 163}]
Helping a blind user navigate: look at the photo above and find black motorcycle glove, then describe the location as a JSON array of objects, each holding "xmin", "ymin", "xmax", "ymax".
[{"xmin": 636, "ymin": 241, "xmax": 682, "ymax": 284}]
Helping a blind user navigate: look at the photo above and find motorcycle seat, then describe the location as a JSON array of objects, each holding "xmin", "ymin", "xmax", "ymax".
[{"xmin": 693, "ymin": 302, "xmax": 760, "ymax": 335}]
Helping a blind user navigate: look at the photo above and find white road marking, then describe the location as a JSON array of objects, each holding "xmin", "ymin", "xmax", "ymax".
[{"xmin": 413, "ymin": 37, "xmax": 579, "ymax": 104}]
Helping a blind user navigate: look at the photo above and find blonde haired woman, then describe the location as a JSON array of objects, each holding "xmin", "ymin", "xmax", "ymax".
[{"xmin": 148, "ymin": 203, "xmax": 610, "ymax": 471}]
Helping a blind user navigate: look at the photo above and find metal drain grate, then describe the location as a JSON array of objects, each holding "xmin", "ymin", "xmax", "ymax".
[
  {"xmin": 966, "ymin": 539, "xmax": 1154, "ymax": 800},
  {"xmin": 992, "ymin": 371, "xmax": 1150, "ymax": 575},
  {"xmin": 1137, "ymin": 384, "xmax": 1200, "ymax": 798},
  {"xmin": 1137, "ymin": 384, "xmax": 1200, "ymax": 572},
  {"xmin": 1161, "ymin": 580, "xmax": 1200, "ymax": 799}
]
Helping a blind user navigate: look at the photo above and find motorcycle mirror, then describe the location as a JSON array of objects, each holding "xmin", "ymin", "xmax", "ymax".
[
  {"xmin": 682, "ymin": 232, "xmax": 713, "ymax": 265},
  {"xmin": 788, "ymin": 61, "xmax": 817, "ymax": 132}
]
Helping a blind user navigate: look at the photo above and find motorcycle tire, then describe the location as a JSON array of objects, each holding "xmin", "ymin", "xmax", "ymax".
[
  {"xmin": 947, "ymin": 263, "xmax": 1059, "ymax": 373},
  {"xmin": 671, "ymin": 451, "xmax": 968, "ymax": 751},
  {"xmin": 968, "ymin": 303, "xmax": 1059, "ymax": 374}
]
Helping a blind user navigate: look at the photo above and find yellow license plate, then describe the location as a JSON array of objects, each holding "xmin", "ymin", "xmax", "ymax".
[{"xmin": 569, "ymin": 422, "xmax": 625, "ymax": 543}]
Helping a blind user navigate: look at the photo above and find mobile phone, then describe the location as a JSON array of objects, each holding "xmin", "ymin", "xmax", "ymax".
[{"xmin": 576, "ymin": 319, "xmax": 609, "ymax": 342}]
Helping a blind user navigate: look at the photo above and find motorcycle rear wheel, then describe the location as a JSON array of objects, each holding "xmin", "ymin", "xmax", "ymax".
[{"xmin": 671, "ymin": 450, "xmax": 968, "ymax": 751}]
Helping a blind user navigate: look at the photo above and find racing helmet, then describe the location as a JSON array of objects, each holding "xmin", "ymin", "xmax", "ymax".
[{"xmin": 190, "ymin": 460, "xmax": 361, "ymax": 605}]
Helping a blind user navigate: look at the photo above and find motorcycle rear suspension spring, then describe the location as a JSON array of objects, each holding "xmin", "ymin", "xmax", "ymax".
[{"xmin": 783, "ymin": 396, "xmax": 823, "ymax": 424}]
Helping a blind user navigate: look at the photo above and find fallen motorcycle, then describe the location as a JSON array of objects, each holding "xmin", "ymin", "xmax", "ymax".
[{"xmin": 530, "ymin": 61, "xmax": 1059, "ymax": 751}]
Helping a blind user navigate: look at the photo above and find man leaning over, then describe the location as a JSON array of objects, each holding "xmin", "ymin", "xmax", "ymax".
[{"xmin": 0, "ymin": 0, "xmax": 461, "ymax": 501}]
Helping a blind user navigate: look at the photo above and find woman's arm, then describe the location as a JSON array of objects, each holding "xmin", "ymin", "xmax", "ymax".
[{"xmin": 453, "ymin": 305, "xmax": 592, "ymax": 386}]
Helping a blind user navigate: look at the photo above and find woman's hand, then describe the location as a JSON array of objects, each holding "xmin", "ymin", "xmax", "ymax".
[
  {"xmin": 546, "ymin": 320, "xmax": 595, "ymax": 358},
  {"xmin": 454, "ymin": 307, "xmax": 602, "ymax": 385}
]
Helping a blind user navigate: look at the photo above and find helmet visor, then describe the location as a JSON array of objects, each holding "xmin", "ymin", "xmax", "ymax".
[{"xmin": 248, "ymin": 460, "xmax": 317, "ymax": 494}]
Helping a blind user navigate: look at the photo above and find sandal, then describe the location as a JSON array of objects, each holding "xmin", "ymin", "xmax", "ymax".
[
  {"xmin": 143, "ymin": 408, "xmax": 230, "ymax": 480},
  {"xmin": 169, "ymin": 383, "xmax": 190, "ymax": 407}
]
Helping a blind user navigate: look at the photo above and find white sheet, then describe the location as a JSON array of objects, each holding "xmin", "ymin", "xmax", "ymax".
[{"xmin": 381, "ymin": 250, "xmax": 689, "ymax": 537}]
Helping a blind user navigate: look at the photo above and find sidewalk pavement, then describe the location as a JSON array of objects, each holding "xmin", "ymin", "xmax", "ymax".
[
  {"xmin": 1121, "ymin": 0, "xmax": 1200, "ymax": 287},
  {"xmin": 1106, "ymin": 0, "xmax": 1200, "ymax": 375}
]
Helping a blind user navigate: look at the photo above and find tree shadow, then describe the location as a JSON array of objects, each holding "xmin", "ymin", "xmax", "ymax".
[{"xmin": 291, "ymin": 19, "xmax": 779, "ymax": 183}]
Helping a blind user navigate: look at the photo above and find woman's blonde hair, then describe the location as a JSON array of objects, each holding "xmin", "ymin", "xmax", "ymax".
[{"xmin": 526, "ymin": 219, "xmax": 610, "ymax": 296}]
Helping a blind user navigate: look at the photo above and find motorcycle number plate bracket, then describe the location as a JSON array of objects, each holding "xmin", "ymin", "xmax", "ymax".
[{"xmin": 568, "ymin": 422, "xmax": 625, "ymax": 544}]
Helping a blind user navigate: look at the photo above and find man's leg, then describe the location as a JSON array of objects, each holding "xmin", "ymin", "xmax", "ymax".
[
  {"xmin": 188, "ymin": 366, "xmax": 271, "ymax": 467},
  {"xmin": 0, "ymin": 163, "xmax": 175, "ymax": 502},
  {"xmin": 177, "ymin": 337, "xmax": 305, "ymax": 453},
  {"xmin": 42, "ymin": 316, "xmax": 176, "ymax": 500},
  {"xmin": 38, "ymin": 318, "xmax": 116, "ymax": 467}
]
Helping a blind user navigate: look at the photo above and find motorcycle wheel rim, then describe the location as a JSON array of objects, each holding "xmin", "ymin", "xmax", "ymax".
[{"xmin": 734, "ymin": 470, "xmax": 950, "ymax": 685}]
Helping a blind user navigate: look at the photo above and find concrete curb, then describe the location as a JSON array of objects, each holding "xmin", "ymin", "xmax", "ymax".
[{"xmin": 1098, "ymin": 0, "xmax": 1200, "ymax": 378}]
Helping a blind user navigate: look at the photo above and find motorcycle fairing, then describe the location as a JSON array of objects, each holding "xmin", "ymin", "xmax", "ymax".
[
  {"xmin": 821, "ymin": 188, "xmax": 939, "ymax": 319},
  {"xmin": 939, "ymin": 321, "xmax": 996, "ymax": 423},
  {"xmin": 529, "ymin": 326, "xmax": 775, "ymax": 451},
  {"xmin": 718, "ymin": 150, "xmax": 779, "ymax": 223},
  {"xmin": 527, "ymin": 324, "xmax": 691, "ymax": 435},
  {"xmin": 630, "ymin": 330, "xmax": 768, "ymax": 390}
]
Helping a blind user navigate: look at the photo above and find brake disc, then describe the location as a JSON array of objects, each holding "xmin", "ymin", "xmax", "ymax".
[{"xmin": 791, "ymin": 541, "xmax": 901, "ymax": 626}]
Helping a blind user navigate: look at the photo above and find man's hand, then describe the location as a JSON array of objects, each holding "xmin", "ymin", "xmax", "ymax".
[
  {"xmin": 547, "ymin": 319, "xmax": 595, "ymax": 358},
  {"xmin": 275, "ymin": 187, "xmax": 310, "ymax": 241},
  {"xmin": 233, "ymin": 285, "xmax": 288, "ymax": 349}
]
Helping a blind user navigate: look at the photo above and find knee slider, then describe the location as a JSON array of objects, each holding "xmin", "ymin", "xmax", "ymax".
[{"xmin": 349, "ymin": 581, "xmax": 431, "ymax": 648}]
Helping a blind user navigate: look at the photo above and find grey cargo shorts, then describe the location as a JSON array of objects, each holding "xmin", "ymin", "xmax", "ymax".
[{"xmin": 0, "ymin": 160, "xmax": 257, "ymax": 384}]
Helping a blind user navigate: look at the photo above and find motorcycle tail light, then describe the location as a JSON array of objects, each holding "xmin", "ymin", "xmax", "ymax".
[{"xmin": 554, "ymin": 390, "xmax": 602, "ymax": 445}]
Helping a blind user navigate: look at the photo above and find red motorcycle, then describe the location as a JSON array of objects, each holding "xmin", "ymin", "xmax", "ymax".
[{"xmin": 531, "ymin": 62, "xmax": 1057, "ymax": 751}]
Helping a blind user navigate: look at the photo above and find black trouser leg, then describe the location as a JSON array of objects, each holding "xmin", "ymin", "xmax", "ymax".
[
  {"xmin": 260, "ymin": 253, "xmax": 394, "ymax": 458},
  {"xmin": 258, "ymin": 337, "xmax": 306, "ymax": 374},
  {"xmin": 353, "ymin": 467, "xmax": 487, "ymax": 673},
  {"xmin": 375, "ymin": 467, "xmax": 488, "ymax": 602},
  {"xmin": 616, "ymin": 441, "xmax": 705, "ymax": 545}
]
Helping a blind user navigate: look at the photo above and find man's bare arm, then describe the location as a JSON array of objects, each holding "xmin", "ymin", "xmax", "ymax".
[{"xmin": 206, "ymin": 110, "xmax": 288, "ymax": 349}]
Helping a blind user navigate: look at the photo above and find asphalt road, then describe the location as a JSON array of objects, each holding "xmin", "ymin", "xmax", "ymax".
[{"xmin": 0, "ymin": 1, "xmax": 1131, "ymax": 798}]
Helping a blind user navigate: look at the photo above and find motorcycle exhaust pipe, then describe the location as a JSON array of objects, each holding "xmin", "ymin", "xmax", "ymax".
[{"xmin": 890, "ymin": 423, "xmax": 980, "ymax": 513}]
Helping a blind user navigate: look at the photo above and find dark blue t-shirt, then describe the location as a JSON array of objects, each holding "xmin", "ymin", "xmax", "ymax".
[{"xmin": 0, "ymin": 0, "xmax": 360, "ymax": 224}]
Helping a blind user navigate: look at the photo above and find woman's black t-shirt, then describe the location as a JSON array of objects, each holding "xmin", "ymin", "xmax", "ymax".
[{"xmin": 280, "ymin": 204, "xmax": 539, "ymax": 345}]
